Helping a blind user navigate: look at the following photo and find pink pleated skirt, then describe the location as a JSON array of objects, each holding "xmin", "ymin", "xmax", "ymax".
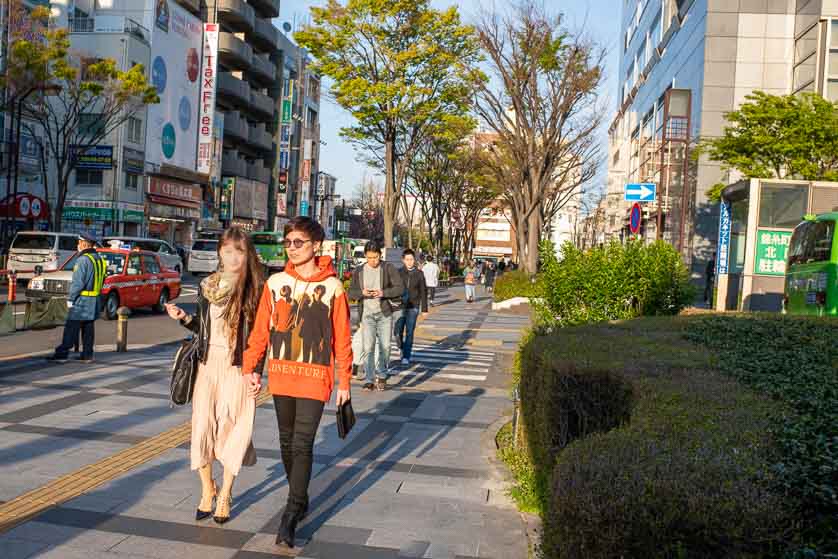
[{"xmin": 190, "ymin": 345, "xmax": 256, "ymax": 476}]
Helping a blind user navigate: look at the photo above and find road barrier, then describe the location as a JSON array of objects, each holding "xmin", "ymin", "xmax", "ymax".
[{"xmin": 23, "ymin": 297, "xmax": 68, "ymax": 330}]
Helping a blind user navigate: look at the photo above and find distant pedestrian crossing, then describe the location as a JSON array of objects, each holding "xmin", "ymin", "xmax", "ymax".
[{"xmin": 388, "ymin": 342, "xmax": 494, "ymax": 383}]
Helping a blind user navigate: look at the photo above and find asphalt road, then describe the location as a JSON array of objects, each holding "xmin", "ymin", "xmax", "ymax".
[{"xmin": 0, "ymin": 275, "xmax": 201, "ymax": 360}]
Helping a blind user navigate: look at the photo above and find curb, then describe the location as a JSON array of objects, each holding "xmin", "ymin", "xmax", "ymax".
[{"xmin": 491, "ymin": 297, "xmax": 530, "ymax": 311}]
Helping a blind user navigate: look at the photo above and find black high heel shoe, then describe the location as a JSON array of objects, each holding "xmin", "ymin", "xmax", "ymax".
[{"xmin": 195, "ymin": 482, "xmax": 217, "ymax": 521}]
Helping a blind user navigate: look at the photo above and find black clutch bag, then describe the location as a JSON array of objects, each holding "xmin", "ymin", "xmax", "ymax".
[{"xmin": 336, "ymin": 400, "xmax": 356, "ymax": 439}]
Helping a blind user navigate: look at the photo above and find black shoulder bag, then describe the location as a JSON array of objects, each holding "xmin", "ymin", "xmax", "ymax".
[{"xmin": 170, "ymin": 336, "xmax": 199, "ymax": 406}]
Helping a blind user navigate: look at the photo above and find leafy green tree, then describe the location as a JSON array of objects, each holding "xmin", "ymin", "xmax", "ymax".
[
  {"xmin": 295, "ymin": 0, "xmax": 481, "ymax": 247},
  {"xmin": 2, "ymin": 6, "xmax": 157, "ymax": 229},
  {"xmin": 700, "ymin": 91, "xmax": 838, "ymax": 201}
]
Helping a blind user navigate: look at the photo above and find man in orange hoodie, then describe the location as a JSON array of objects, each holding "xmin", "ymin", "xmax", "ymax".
[{"xmin": 242, "ymin": 216, "xmax": 352, "ymax": 549}]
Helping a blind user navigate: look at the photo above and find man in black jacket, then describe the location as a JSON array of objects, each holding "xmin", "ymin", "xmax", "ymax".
[
  {"xmin": 348, "ymin": 241, "xmax": 404, "ymax": 391},
  {"xmin": 395, "ymin": 249, "xmax": 427, "ymax": 365}
]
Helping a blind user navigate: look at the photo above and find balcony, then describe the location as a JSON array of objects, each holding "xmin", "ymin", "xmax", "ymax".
[
  {"xmin": 217, "ymin": 0, "xmax": 255, "ymax": 32},
  {"xmin": 247, "ymin": 123, "xmax": 273, "ymax": 152},
  {"xmin": 249, "ymin": 89, "xmax": 275, "ymax": 120},
  {"xmin": 250, "ymin": 54, "xmax": 276, "ymax": 83},
  {"xmin": 218, "ymin": 32, "xmax": 253, "ymax": 70},
  {"xmin": 222, "ymin": 111, "xmax": 247, "ymax": 141},
  {"xmin": 248, "ymin": 0, "xmax": 279, "ymax": 19},
  {"xmin": 222, "ymin": 151, "xmax": 247, "ymax": 177},
  {"xmin": 217, "ymin": 73, "xmax": 251, "ymax": 105},
  {"xmin": 247, "ymin": 161, "xmax": 271, "ymax": 184},
  {"xmin": 68, "ymin": 16, "xmax": 150, "ymax": 44},
  {"xmin": 249, "ymin": 18, "xmax": 279, "ymax": 53}
]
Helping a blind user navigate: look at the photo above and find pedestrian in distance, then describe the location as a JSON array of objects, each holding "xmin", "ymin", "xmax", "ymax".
[
  {"xmin": 164, "ymin": 227, "xmax": 264, "ymax": 525},
  {"xmin": 48, "ymin": 233, "xmax": 106, "ymax": 364},
  {"xmin": 484, "ymin": 262, "xmax": 496, "ymax": 294},
  {"xmin": 422, "ymin": 255, "xmax": 440, "ymax": 306},
  {"xmin": 704, "ymin": 252, "xmax": 717, "ymax": 306},
  {"xmin": 463, "ymin": 260, "xmax": 478, "ymax": 303},
  {"xmin": 348, "ymin": 240, "xmax": 404, "ymax": 392},
  {"xmin": 395, "ymin": 249, "xmax": 428, "ymax": 366},
  {"xmin": 242, "ymin": 216, "xmax": 353, "ymax": 548}
]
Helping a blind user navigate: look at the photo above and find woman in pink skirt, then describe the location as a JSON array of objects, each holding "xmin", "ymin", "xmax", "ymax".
[{"xmin": 165, "ymin": 227, "xmax": 264, "ymax": 524}]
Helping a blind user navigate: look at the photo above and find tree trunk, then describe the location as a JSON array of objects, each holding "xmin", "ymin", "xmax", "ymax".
[
  {"xmin": 383, "ymin": 138, "xmax": 395, "ymax": 248},
  {"xmin": 523, "ymin": 209, "xmax": 541, "ymax": 273}
]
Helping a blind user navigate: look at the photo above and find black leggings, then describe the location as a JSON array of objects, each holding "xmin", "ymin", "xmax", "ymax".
[{"xmin": 273, "ymin": 396, "xmax": 325, "ymax": 514}]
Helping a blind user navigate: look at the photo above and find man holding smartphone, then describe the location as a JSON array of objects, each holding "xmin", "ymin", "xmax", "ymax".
[{"xmin": 348, "ymin": 241, "xmax": 404, "ymax": 391}]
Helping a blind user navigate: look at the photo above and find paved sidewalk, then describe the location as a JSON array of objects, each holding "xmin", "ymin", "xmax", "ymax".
[{"xmin": 0, "ymin": 286, "xmax": 529, "ymax": 559}]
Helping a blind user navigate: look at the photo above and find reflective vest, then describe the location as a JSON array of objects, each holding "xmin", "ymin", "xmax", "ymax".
[{"xmin": 80, "ymin": 253, "xmax": 106, "ymax": 297}]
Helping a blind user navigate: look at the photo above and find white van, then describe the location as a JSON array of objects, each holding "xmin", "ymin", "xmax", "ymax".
[
  {"xmin": 7, "ymin": 231, "xmax": 79, "ymax": 279},
  {"xmin": 103, "ymin": 236, "xmax": 183, "ymax": 274},
  {"xmin": 187, "ymin": 239, "xmax": 218, "ymax": 275}
]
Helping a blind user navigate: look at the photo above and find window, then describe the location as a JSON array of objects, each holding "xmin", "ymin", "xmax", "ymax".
[
  {"xmin": 125, "ymin": 172, "xmax": 140, "ymax": 190},
  {"xmin": 306, "ymin": 108, "xmax": 318, "ymax": 128},
  {"xmin": 59, "ymin": 236, "xmax": 78, "ymax": 251},
  {"xmin": 142, "ymin": 255, "xmax": 160, "ymax": 274},
  {"xmin": 788, "ymin": 221, "xmax": 836, "ymax": 264},
  {"xmin": 75, "ymin": 168, "xmax": 103, "ymax": 186},
  {"xmin": 759, "ymin": 184, "xmax": 808, "ymax": 229},
  {"xmin": 160, "ymin": 242, "xmax": 175, "ymax": 255},
  {"xmin": 650, "ymin": 11, "xmax": 662, "ymax": 47},
  {"xmin": 127, "ymin": 255, "xmax": 142, "ymax": 275},
  {"xmin": 127, "ymin": 117, "xmax": 143, "ymax": 143},
  {"xmin": 79, "ymin": 113, "xmax": 104, "ymax": 138}
]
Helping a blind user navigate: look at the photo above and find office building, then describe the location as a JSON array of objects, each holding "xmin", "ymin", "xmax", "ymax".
[{"xmin": 606, "ymin": 0, "xmax": 838, "ymax": 280}]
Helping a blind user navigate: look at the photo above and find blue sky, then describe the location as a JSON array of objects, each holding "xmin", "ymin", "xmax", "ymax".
[{"xmin": 277, "ymin": 0, "xmax": 622, "ymax": 199}]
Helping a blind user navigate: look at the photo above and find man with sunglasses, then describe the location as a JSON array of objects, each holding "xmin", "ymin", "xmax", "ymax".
[{"xmin": 348, "ymin": 241, "xmax": 404, "ymax": 391}]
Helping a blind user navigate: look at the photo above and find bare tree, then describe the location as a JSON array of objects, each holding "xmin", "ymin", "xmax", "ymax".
[
  {"xmin": 349, "ymin": 176, "xmax": 385, "ymax": 242},
  {"xmin": 471, "ymin": 1, "xmax": 605, "ymax": 273}
]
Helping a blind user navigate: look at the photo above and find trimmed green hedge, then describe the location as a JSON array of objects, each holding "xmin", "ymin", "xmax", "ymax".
[
  {"xmin": 516, "ymin": 318, "xmax": 801, "ymax": 559},
  {"xmin": 685, "ymin": 315, "xmax": 838, "ymax": 552},
  {"xmin": 536, "ymin": 240, "xmax": 695, "ymax": 326},
  {"xmin": 493, "ymin": 270, "xmax": 543, "ymax": 302}
]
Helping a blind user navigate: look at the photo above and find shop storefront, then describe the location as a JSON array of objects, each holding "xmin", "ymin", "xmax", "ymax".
[
  {"xmin": 146, "ymin": 176, "xmax": 202, "ymax": 246},
  {"xmin": 62, "ymin": 199, "xmax": 116, "ymax": 238}
]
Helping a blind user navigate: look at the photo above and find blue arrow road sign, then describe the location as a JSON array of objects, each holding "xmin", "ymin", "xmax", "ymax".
[{"xmin": 625, "ymin": 182, "xmax": 656, "ymax": 202}]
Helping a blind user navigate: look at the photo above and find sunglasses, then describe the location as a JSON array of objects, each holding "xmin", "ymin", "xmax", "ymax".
[{"xmin": 282, "ymin": 238, "xmax": 313, "ymax": 248}]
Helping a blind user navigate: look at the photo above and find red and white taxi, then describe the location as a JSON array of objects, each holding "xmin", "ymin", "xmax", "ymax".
[{"xmin": 25, "ymin": 248, "xmax": 182, "ymax": 320}]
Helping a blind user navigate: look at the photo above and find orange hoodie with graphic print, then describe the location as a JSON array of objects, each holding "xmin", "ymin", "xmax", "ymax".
[{"xmin": 242, "ymin": 256, "xmax": 353, "ymax": 403}]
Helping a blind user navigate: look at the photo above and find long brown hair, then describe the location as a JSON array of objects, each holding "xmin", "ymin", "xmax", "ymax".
[{"xmin": 218, "ymin": 227, "xmax": 263, "ymax": 350}]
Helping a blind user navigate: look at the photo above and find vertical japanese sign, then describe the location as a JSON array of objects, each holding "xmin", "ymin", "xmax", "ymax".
[
  {"xmin": 716, "ymin": 200, "xmax": 731, "ymax": 274},
  {"xmin": 220, "ymin": 177, "xmax": 235, "ymax": 220},
  {"xmin": 196, "ymin": 23, "xmax": 219, "ymax": 175},
  {"xmin": 754, "ymin": 229, "xmax": 792, "ymax": 276}
]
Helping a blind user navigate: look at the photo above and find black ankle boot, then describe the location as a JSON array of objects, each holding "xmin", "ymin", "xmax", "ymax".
[{"xmin": 276, "ymin": 510, "xmax": 298, "ymax": 548}]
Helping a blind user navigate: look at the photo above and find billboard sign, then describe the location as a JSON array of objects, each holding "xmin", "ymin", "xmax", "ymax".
[
  {"xmin": 72, "ymin": 145, "xmax": 114, "ymax": 169},
  {"xmin": 145, "ymin": 0, "xmax": 202, "ymax": 171},
  {"xmin": 220, "ymin": 176, "xmax": 235, "ymax": 220},
  {"xmin": 196, "ymin": 23, "xmax": 219, "ymax": 175},
  {"xmin": 717, "ymin": 200, "xmax": 731, "ymax": 275}
]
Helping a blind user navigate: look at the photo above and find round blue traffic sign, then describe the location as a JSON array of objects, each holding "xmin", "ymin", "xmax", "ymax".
[{"xmin": 630, "ymin": 203, "xmax": 642, "ymax": 234}]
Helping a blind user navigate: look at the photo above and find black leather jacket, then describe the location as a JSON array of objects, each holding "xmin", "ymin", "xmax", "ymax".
[{"xmin": 180, "ymin": 292, "xmax": 257, "ymax": 368}]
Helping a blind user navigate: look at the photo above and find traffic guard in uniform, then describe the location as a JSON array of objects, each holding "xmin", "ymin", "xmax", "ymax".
[{"xmin": 48, "ymin": 233, "xmax": 106, "ymax": 363}]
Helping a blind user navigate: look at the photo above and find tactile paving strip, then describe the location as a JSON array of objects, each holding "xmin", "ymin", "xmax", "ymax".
[{"xmin": 0, "ymin": 389, "xmax": 273, "ymax": 533}]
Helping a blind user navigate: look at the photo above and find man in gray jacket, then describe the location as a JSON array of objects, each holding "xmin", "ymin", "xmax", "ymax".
[
  {"xmin": 348, "ymin": 241, "xmax": 404, "ymax": 391},
  {"xmin": 48, "ymin": 233, "xmax": 106, "ymax": 363}
]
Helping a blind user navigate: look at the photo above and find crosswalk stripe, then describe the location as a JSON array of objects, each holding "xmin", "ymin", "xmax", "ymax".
[
  {"xmin": 391, "ymin": 356, "xmax": 492, "ymax": 368},
  {"xmin": 390, "ymin": 344, "xmax": 495, "ymax": 358},
  {"xmin": 389, "ymin": 346, "xmax": 494, "ymax": 360},
  {"xmin": 391, "ymin": 370, "xmax": 487, "ymax": 382}
]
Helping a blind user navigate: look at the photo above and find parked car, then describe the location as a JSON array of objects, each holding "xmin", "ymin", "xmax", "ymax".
[
  {"xmin": 103, "ymin": 236, "xmax": 183, "ymax": 274},
  {"xmin": 7, "ymin": 231, "xmax": 80, "ymax": 280},
  {"xmin": 187, "ymin": 239, "xmax": 219, "ymax": 276},
  {"xmin": 25, "ymin": 248, "xmax": 182, "ymax": 320}
]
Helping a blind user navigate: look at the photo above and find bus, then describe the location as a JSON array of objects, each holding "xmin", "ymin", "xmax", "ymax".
[
  {"xmin": 784, "ymin": 212, "xmax": 837, "ymax": 316},
  {"xmin": 250, "ymin": 231, "xmax": 286, "ymax": 274}
]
